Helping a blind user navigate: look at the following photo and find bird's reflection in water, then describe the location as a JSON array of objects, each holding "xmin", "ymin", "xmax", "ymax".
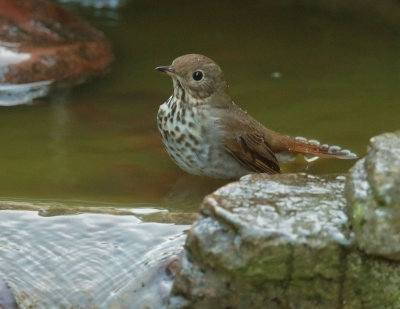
[{"xmin": 161, "ymin": 174, "xmax": 228, "ymax": 212}]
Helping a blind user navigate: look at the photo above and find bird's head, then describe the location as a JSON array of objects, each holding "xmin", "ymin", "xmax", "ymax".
[{"xmin": 156, "ymin": 54, "xmax": 228, "ymax": 103}]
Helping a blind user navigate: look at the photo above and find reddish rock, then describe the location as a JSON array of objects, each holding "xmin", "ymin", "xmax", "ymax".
[{"xmin": 0, "ymin": 0, "xmax": 114, "ymax": 84}]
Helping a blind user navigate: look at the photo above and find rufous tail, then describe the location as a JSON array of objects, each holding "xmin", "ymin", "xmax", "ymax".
[{"xmin": 287, "ymin": 136, "xmax": 358, "ymax": 159}]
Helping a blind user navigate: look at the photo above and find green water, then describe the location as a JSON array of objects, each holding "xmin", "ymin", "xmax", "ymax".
[{"xmin": 0, "ymin": 1, "xmax": 399, "ymax": 212}]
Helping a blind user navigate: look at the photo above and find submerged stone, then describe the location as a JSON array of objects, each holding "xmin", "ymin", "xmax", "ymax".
[
  {"xmin": 57, "ymin": 0, "xmax": 128, "ymax": 8},
  {"xmin": 0, "ymin": 0, "xmax": 114, "ymax": 105}
]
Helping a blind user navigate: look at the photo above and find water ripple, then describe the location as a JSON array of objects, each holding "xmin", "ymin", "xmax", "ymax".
[{"xmin": 0, "ymin": 210, "xmax": 188, "ymax": 308}]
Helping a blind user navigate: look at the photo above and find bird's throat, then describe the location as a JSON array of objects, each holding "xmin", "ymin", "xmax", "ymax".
[{"xmin": 172, "ymin": 79, "xmax": 186, "ymax": 102}]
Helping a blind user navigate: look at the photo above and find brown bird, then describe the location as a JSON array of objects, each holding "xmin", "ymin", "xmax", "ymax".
[{"xmin": 156, "ymin": 54, "xmax": 356, "ymax": 179}]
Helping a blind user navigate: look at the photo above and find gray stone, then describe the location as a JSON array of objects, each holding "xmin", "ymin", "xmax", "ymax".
[
  {"xmin": 169, "ymin": 173, "xmax": 353, "ymax": 309},
  {"xmin": 366, "ymin": 132, "xmax": 400, "ymax": 208},
  {"xmin": 4, "ymin": 131, "xmax": 399, "ymax": 308},
  {"xmin": 346, "ymin": 131, "xmax": 400, "ymax": 260},
  {"xmin": 342, "ymin": 252, "xmax": 400, "ymax": 309},
  {"xmin": 168, "ymin": 131, "xmax": 400, "ymax": 308}
]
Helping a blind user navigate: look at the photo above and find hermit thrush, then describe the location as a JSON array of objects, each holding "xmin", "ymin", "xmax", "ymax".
[{"xmin": 156, "ymin": 54, "xmax": 356, "ymax": 179}]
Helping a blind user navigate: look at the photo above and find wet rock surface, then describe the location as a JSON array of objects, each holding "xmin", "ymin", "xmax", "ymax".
[
  {"xmin": 0, "ymin": 0, "xmax": 113, "ymax": 105},
  {"xmin": 169, "ymin": 173, "xmax": 354, "ymax": 309},
  {"xmin": 169, "ymin": 149, "xmax": 400, "ymax": 309},
  {"xmin": 346, "ymin": 131, "xmax": 400, "ymax": 261}
]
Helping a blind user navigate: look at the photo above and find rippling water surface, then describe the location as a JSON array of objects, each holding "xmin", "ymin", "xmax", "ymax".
[{"xmin": 0, "ymin": 210, "xmax": 188, "ymax": 308}]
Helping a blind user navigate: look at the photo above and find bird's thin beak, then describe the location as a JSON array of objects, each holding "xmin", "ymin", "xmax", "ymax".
[{"xmin": 155, "ymin": 66, "xmax": 174, "ymax": 74}]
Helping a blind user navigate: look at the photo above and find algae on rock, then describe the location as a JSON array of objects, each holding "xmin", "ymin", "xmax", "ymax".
[
  {"xmin": 169, "ymin": 131, "xmax": 400, "ymax": 309},
  {"xmin": 346, "ymin": 131, "xmax": 400, "ymax": 261}
]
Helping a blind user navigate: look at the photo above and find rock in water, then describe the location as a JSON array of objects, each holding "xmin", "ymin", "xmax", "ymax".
[
  {"xmin": 169, "ymin": 146, "xmax": 400, "ymax": 309},
  {"xmin": 346, "ymin": 131, "xmax": 400, "ymax": 261},
  {"xmin": 0, "ymin": 0, "xmax": 114, "ymax": 105},
  {"xmin": 169, "ymin": 173, "xmax": 353, "ymax": 309}
]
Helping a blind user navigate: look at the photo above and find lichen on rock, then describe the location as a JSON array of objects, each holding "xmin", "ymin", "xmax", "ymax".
[
  {"xmin": 170, "ymin": 173, "xmax": 353, "ymax": 309},
  {"xmin": 169, "ymin": 131, "xmax": 400, "ymax": 309},
  {"xmin": 346, "ymin": 131, "xmax": 400, "ymax": 261}
]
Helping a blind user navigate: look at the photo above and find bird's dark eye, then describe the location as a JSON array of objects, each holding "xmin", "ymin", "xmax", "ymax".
[{"xmin": 192, "ymin": 71, "xmax": 203, "ymax": 81}]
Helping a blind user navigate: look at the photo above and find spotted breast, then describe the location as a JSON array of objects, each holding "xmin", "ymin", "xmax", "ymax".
[{"xmin": 157, "ymin": 94, "xmax": 250, "ymax": 179}]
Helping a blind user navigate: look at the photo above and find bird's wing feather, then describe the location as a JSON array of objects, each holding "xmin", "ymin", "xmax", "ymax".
[
  {"xmin": 224, "ymin": 132, "xmax": 281, "ymax": 174},
  {"xmin": 215, "ymin": 102, "xmax": 281, "ymax": 174}
]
